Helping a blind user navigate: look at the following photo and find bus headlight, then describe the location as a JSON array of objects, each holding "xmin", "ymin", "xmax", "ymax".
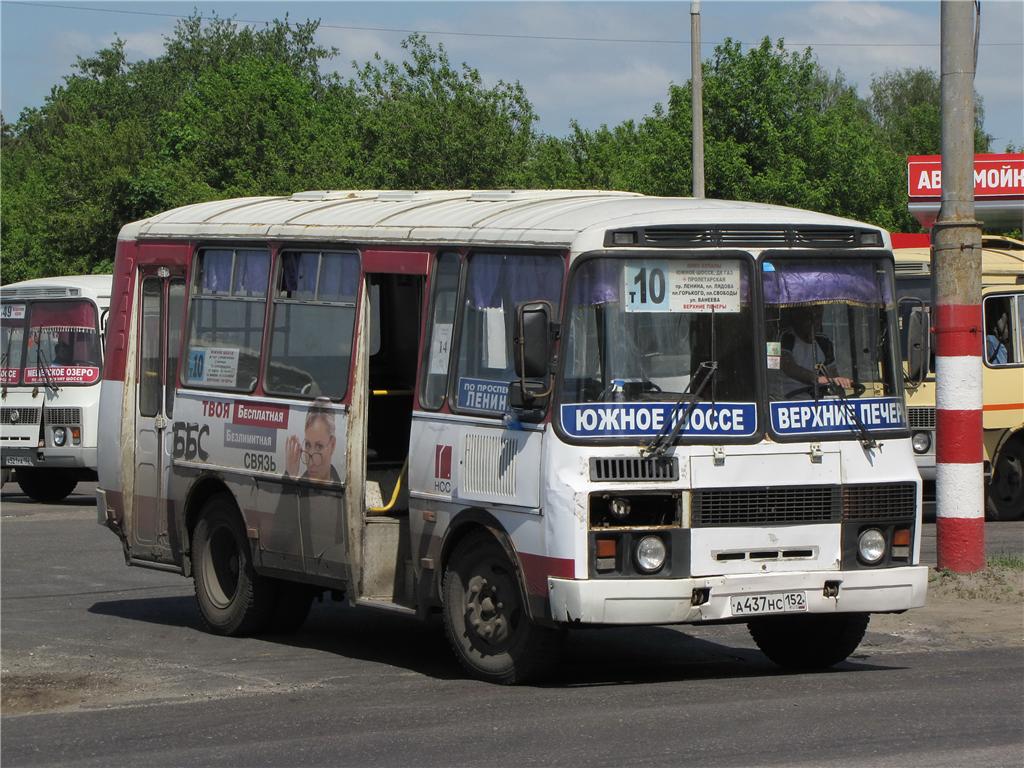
[
  {"xmin": 857, "ymin": 528, "xmax": 886, "ymax": 565},
  {"xmin": 635, "ymin": 535, "xmax": 667, "ymax": 573},
  {"xmin": 52, "ymin": 427, "xmax": 67, "ymax": 447},
  {"xmin": 912, "ymin": 431, "xmax": 932, "ymax": 454}
]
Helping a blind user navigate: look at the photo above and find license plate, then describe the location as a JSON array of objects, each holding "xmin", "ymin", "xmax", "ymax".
[
  {"xmin": 730, "ymin": 591, "xmax": 807, "ymax": 616},
  {"xmin": 5, "ymin": 456, "xmax": 32, "ymax": 466}
]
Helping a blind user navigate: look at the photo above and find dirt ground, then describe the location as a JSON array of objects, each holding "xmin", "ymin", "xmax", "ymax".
[{"xmin": 869, "ymin": 564, "xmax": 1024, "ymax": 652}]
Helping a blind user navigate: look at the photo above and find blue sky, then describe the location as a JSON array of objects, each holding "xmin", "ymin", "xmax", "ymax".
[{"xmin": 2, "ymin": 0, "xmax": 1022, "ymax": 149}]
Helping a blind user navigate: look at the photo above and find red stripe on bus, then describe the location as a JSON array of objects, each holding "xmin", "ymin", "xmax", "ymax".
[
  {"xmin": 983, "ymin": 402, "xmax": 1024, "ymax": 412},
  {"xmin": 935, "ymin": 409, "xmax": 983, "ymax": 463},
  {"xmin": 935, "ymin": 516, "xmax": 985, "ymax": 572},
  {"xmin": 932, "ymin": 304, "xmax": 983, "ymax": 358},
  {"xmin": 517, "ymin": 551, "xmax": 574, "ymax": 597}
]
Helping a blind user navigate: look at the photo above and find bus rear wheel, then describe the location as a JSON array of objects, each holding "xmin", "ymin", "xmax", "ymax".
[
  {"xmin": 16, "ymin": 468, "xmax": 77, "ymax": 503},
  {"xmin": 442, "ymin": 531, "xmax": 562, "ymax": 684},
  {"xmin": 748, "ymin": 612, "xmax": 870, "ymax": 670},
  {"xmin": 192, "ymin": 494, "xmax": 275, "ymax": 636},
  {"xmin": 986, "ymin": 437, "xmax": 1024, "ymax": 521}
]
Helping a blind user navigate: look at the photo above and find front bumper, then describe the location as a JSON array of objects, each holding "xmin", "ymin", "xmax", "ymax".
[
  {"xmin": 0, "ymin": 446, "xmax": 97, "ymax": 470},
  {"xmin": 913, "ymin": 452, "xmax": 936, "ymax": 482},
  {"xmin": 547, "ymin": 566, "xmax": 928, "ymax": 625}
]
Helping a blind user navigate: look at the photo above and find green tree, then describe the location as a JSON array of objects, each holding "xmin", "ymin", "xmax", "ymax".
[
  {"xmin": 869, "ymin": 67, "xmax": 991, "ymax": 156},
  {"xmin": 349, "ymin": 35, "xmax": 536, "ymax": 189}
]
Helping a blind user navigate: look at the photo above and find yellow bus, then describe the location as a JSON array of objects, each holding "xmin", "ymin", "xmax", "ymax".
[{"xmin": 895, "ymin": 235, "xmax": 1024, "ymax": 520}]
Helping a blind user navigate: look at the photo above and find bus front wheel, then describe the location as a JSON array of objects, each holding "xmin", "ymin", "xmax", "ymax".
[
  {"xmin": 442, "ymin": 531, "xmax": 562, "ymax": 684},
  {"xmin": 748, "ymin": 612, "xmax": 870, "ymax": 670},
  {"xmin": 16, "ymin": 468, "xmax": 77, "ymax": 503},
  {"xmin": 987, "ymin": 437, "xmax": 1024, "ymax": 521},
  {"xmin": 192, "ymin": 494, "xmax": 275, "ymax": 636}
]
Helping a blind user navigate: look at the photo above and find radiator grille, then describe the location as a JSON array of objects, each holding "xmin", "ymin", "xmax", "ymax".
[
  {"xmin": 1, "ymin": 407, "xmax": 41, "ymax": 426},
  {"xmin": 692, "ymin": 482, "xmax": 918, "ymax": 526},
  {"xmin": 45, "ymin": 407, "xmax": 83, "ymax": 426},
  {"xmin": 908, "ymin": 407, "xmax": 935, "ymax": 429},
  {"xmin": 590, "ymin": 456, "xmax": 679, "ymax": 482},
  {"xmin": 692, "ymin": 486, "xmax": 841, "ymax": 527},
  {"xmin": 463, "ymin": 434, "xmax": 517, "ymax": 498},
  {"xmin": 843, "ymin": 483, "xmax": 917, "ymax": 521}
]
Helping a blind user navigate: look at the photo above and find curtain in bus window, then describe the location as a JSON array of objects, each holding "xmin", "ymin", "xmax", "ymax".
[
  {"xmin": 763, "ymin": 261, "xmax": 892, "ymax": 307},
  {"xmin": 318, "ymin": 253, "xmax": 360, "ymax": 302},
  {"xmin": 281, "ymin": 252, "xmax": 318, "ymax": 297},
  {"xmin": 233, "ymin": 250, "xmax": 270, "ymax": 296},
  {"xmin": 466, "ymin": 253, "xmax": 565, "ymax": 309},
  {"xmin": 571, "ymin": 259, "xmax": 621, "ymax": 305},
  {"xmin": 201, "ymin": 250, "xmax": 233, "ymax": 294}
]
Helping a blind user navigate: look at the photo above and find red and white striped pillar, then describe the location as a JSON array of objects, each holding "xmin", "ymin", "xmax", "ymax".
[
  {"xmin": 933, "ymin": 0, "xmax": 984, "ymax": 573},
  {"xmin": 933, "ymin": 301, "xmax": 985, "ymax": 572}
]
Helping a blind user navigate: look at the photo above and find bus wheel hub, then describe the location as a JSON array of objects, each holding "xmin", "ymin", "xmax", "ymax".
[{"xmin": 467, "ymin": 575, "xmax": 508, "ymax": 644}]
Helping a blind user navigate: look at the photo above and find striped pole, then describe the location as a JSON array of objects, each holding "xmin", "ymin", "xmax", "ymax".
[{"xmin": 934, "ymin": 0, "xmax": 984, "ymax": 573}]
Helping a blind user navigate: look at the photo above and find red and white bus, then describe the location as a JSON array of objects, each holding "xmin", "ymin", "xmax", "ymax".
[{"xmin": 98, "ymin": 190, "xmax": 927, "ymax": 683}]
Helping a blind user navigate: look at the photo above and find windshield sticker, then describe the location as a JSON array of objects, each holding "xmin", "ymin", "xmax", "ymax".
[
  {"xmin": 23, "ymin": 365, "xmax": 100, "ymax": 385},
  {"xmin": 770, "ymin": 397, "xmax": 905, "ymax": 435},
  {"xmin": 625, "ymin": 261, "xmax": 742, "ymax": 314},
  {"xmin": 1, "ymin": 304, "xmax": 26, "ymax": 321},
  {"xmin": 561, "ymin": 402, "xmax": 757, "ymax": 438},
  {"xmin": 457, "ymin": 377, "xmax": 508, "ymax": 412},
  {"xmin": 186, "ymin": 347, "xmax": 239, "ymax": 387}
]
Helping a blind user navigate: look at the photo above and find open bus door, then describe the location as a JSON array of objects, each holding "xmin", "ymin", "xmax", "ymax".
[{"xmin": 345, "ymin": 251, "xmax": 427, "ymax": 609}]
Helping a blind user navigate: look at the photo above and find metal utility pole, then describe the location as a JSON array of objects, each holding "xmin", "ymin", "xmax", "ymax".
[
  {"xmin": 690, "ymin": 0, "xmax": 705, "ymax": 198},
  {"xmin": 934, "ymin": 0, "xmax": 984, "ymax": 573}
]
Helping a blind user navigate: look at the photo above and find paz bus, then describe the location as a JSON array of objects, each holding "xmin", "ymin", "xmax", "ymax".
[
  {"xmin": 97, "ymin": 190, "xmax": 926, "ymax": 683},
  {"xmin": 895, "ymin": 235, "xmax": 1024, "ymax": 520},
  {"xmin": 1, "ymin": 275, "xmax": 112, "ymax": 502}
]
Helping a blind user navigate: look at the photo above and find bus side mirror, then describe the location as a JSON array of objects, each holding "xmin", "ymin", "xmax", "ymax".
[
  {"xmin": 511, "ymin": 301, "xmax": 554, "ymax": 416},
  {"xmin": 906, "ymin": 304, "xmax": 931, "ymax": 387}
]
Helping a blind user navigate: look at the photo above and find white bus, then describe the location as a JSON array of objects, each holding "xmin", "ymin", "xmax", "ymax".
[
  {"xmin": 97, "ymin": 190, "xmax": 926, "ymax": 683},
  {"xmin": 1, "ymin": 275, "xmax": 112, "ymax": 501}
]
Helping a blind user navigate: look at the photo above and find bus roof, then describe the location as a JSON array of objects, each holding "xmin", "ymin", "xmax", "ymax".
[
  {"xmin": 894, "ymin": 236, "xmax": 1024, "ymax": 279},
  {"xmin": 117, "ymin": 190, "xmax": 889, "ymax": 254},
  {"xmin": 0, "ymin": 274, "xmax": 112, "ymax": 303}
]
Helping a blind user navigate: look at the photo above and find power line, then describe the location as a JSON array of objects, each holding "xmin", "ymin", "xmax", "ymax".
[{"xmin": 6, "ymin": 1, "xmax": 1022, "ymax": 49}]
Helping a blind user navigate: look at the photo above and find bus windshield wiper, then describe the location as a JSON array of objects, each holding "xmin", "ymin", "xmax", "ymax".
[
  {"xmin": 816, "ymin": 363, "xmax": 875, "ymax": 450},
  {"xmin": 642, "ymin": 360, "xmax": 718, "ymax": 458},
  {"xmin": 34, "ymin": 331, "xmax": 60, "ymax": 395}
]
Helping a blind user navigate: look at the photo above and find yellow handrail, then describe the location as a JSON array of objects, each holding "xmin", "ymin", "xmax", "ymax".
[
  {"xmin": 370, "ymin": 389, "xmax": 413, "ymax": 396},
  {"xmin": 367, "ymin": 457, "xmax": 409, "ymax": 514}
]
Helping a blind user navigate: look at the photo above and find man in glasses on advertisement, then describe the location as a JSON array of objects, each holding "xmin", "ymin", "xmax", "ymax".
[{"xmin": 284, "ymin": 406, "xmax": 341, "ymax": 484}]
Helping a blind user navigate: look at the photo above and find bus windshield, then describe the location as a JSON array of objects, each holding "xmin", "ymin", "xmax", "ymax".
[
  {"xmin": 559, "ymin": 256, "xmax": 757, "ymax": 433},
  {"xmin": 763, "ymin": 256, "xmax": 902, "ymax": 435},
  {"xmin": 23, "ymin": 300, "xmax": 103, "ymax": 386}
]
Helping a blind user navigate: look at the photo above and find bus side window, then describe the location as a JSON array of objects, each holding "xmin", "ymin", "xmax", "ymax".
[
  {"xmin": 984, "ymin": 295, "xmax": 1016, "ymax": 366},
  {"xmin": 453, "ymin": 252, "xmax": 564, "ymax": 415},
  {"xmin": 166, "ymin": 279, "xmax": 186, "ymax": 417},
  {"xmin": 185, "ymin": 248, "xmax": 270, "ymax": 392},
  {"xmin": 139, "ymin": 279, "xmax": 163, "ymax": 417},
  {"xmin": 420, "ymin": 252, "xmax": 460, "ymax": 410},
  {"xmin": 266, "ymin": 251, "xmax": 359, "ymax": 399}
]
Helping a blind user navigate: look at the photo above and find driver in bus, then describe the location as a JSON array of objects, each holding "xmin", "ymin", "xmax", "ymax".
[{"xmin": 778, "ymin": 304, "xmax": 853, "ymax": 398}]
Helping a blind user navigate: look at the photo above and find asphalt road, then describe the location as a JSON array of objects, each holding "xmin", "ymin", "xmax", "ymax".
[{"xmin": 2, "ymin": 482, "xmax": 1023, "ymax": 768}]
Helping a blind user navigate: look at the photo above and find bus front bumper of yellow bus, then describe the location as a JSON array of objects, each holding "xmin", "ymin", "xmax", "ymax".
[{"xmin": 546, "ymin": 566, "xmax": 928, "ymax": 625}]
